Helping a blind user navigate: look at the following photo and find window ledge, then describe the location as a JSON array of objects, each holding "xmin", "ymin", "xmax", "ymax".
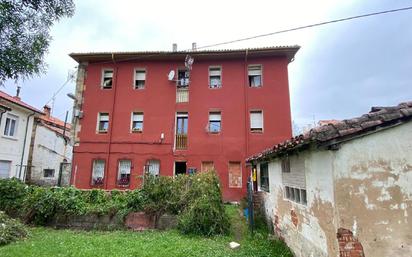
[
  {"xmin": 208, "ymin": 131, "xmax": 221, "ymax": 135},
  {"xmin": 131, "ymin": 130, "xmax": 143, "ymax": 133},
  {"xmin": 250, "ymin": 130, "xmax": 263, "ymax": 134},
  {"xmin": 2, "ymin": 135, "xmax": 18, "ymax": 141},
  {"xmin": 97, "ymin": 131, "xmax": 108, "ymax": 134}
]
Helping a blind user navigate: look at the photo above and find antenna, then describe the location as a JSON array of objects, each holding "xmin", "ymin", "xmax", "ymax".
[
  {"xmin": 167, "ymin": 70, "xmax": 175, "ymax": 81},
  {"xmin": 185, "ymin": 55, "xmax": 194, "ymax": 70}
]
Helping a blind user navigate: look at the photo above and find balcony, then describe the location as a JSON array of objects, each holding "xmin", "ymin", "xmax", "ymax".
[
  {"xmin": 176, "ymin": 87, "xmax": 189, "ymax": 103},
  {"xmin": 175, "ymin": 134, "xmax": 187, "ymax": 150}
]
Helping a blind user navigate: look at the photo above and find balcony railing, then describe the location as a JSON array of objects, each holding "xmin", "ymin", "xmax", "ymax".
[
  {"xmin": 176, "ymin": 87, "xmax": 189, "ymax": 103},
  {"xmin": 175, "ymin": 134, "xmax": 187, "ymax": 150}
]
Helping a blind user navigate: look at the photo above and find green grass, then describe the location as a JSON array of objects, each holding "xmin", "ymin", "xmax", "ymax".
[{"xmin": 0, "ymin": 206, "xmax": 292, "ymax": 257}]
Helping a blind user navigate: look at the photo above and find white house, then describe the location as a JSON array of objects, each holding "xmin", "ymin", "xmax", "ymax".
[
  {"xmin": 26, "ymin": 105, "xmax": 72, "ymax": 186},
  {"xmin": 0, "ymin": 90, "xmax": 43, "ymax": 180},
  {"xmin": 247, "ymin": 101, "xmax": 412, "ymax": 257}
]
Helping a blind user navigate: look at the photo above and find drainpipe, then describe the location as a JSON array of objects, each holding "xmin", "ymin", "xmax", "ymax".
[
  {"xmin": 243, "ymin": 50, "xmax": 250, "ymax": 173},
  {"xmin": 104, "ymin": 53, "xmax": 118, "ymax": 189},
  {"xmin": 19, "ymin": 112, "xmax": 35, "ymax": 180}
]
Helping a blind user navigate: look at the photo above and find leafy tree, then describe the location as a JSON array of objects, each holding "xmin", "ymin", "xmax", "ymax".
[{"xmin": 0, "ymin": 0, "xmax": 75, "ymax": 83}]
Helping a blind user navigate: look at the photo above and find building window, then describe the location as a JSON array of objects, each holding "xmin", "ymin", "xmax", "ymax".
[
  {"xmin": 209, "ymin": 66, "xmax": 222, "ymax": 88},
  {"xmin": 209, "ymin": 112, "xmax": 221, "ymax": 133},
  {"xmin": 285, "ymin": 186, "xmax": 307, "ymax": 205},
  {"xmin": 0, "ymin": 160, "xmax": 12, "ymax": 178},
  {"xmin": 131, "ymin": 112, "xmax": 143, "ymax": 132},
  {"xmin": 117, "ymin": 160, "xmax": 131, "ymax": 186},
  {"xmin": 260, "ymin": 162, "xmax": 269, "ymax": 192},
  {"xmin": 201, "ymin": 161, "xmax": 214, "ymax": 172},
  {"xmin": 102, "ymin": 69, "xmax": 113, "ymax": 89},
  {"xmin": 134, "ymin": 69, "xmax": 146, "ymax": 89},
  {"xmin": 281, "ymin": 157, "xmax": 290, "ymax": 173},
  {"xmin": 228, "ymin": 162, "xmax": 242, "ymax": 188},
  {"xmin": 43, "ymin": 169, "xmax": 55, "ymax": 178},
  {"xmin": 177, "ymin": 69, "xmax": 189, "ymax": 87},
  {"xmin": 97, "ymin": 113, "xmax": 109, "ymax": 133},
  {"xmin": 250, "ymin": 110, "xmax": 263, "ymax": 132},
  {"xmin": 3, "ymin": 114, "xmax": 18, "ymax": 137},
  {"xmin": 175, "ymin": 112, "xmax": 188, "ymax": 150},
  {"xmin": 145, "ymin": 159, "xmax": 160, "ymax": 176},
  {"xmin": 91, "ymin": 159, "xmax": 105, "ymax": 185},
  {"xmin": 248, "ymin": 65, "xmax": 262, "ymax": 87}
]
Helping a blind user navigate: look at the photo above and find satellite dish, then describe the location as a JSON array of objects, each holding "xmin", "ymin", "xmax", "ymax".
[{"xmin": 168, "ymin": 70, "xmax": 175, "ymax": 81}]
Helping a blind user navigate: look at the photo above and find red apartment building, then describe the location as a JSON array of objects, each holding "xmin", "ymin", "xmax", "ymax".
[{"xmin": 69, "ymin": 46, "xmax": 299, "ymax": 201}]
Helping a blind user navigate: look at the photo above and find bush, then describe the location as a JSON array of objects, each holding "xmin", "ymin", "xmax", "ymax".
[
  {"xmin": 0, "ymin": 172, "xmax": 230, "ymax": 236},
  {"xmin": 177, "ymin": 171, "xmax": 230, "ymax": 236},
  {"xmin": 0, "ymin": 211, "xmax": 28, "ymax": 246},
  {"xmin": 0, "ymin": 178, "xmax": 28, "ymax": 217}
]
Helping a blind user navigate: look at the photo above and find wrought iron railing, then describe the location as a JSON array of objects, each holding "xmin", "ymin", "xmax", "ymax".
[{"xmin": 175, "ymin": 134, "xmax": 187, "ymax": 150}]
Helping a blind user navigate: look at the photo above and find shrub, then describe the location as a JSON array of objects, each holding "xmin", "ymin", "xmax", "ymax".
[
  {"xmin": 0, "ymin": 211, "xmax": 28, "ymax": 246},
  {"xmin": 177, "ymin": 171, "xmax": 230, "ymax": 236},
  {"xmin": 0, "ymin": 178, "xmax": 28, "ymax": 217}
]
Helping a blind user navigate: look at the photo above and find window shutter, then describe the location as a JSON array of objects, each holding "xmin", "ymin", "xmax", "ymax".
[
  {"xmin": 250, "ymin": 111, "xmax": 263, "ymax": 128},
  {"xmin": 135, "ymin": 70, "xmax": 146, "ymax": 80},
  {"xmin": 209, "ymin": 112, "xmax": 221, "ymax": 121},
  {"xmin": 248, "ymin": 65, "xmax": 262, "ymax": 76},
  {"xmin": 133, "ymin": 113, "xmax": 143, "ymax": 121},
  {"xmin": 209, "ymin": 68, "xmax": 221, "ymax": 76},
  {"xmin": 104, "ymin": 70, "xmax": 113, "ymax": 78},
  {"xmin": 100, "ymin": 114, "xmax": 109, "ymax": 121}
]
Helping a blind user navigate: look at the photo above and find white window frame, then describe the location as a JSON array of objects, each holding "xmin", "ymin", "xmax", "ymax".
[
  {"xmin": 208, "ymin": 111, "xmax": 221, "ymax": 133},
  {"xmin": 284, "ymin": 185, "xmax": 307, "ymax": 205},
  {"xmin": 3, "ymin": 114, "xmax": 19, "ymax": 138},
  {"xmin": 134, "ymin": 68, "xmax": 146, "ymax": 89},
  {"xmin": 97, "ymin": 112, "xmax": 109, "ymax": 133},
  {"xmin": 145, "ymin": 159, "xmax": 160, "ymax": 176},
  {"xmin": 250, "ymin": 110, "xmax": 263, "ymax": 132},
  {"xmin": 91, "ymin": 159, "xmax": 105, "ymax": 185},
  {"xmin": 209, "ymin": 66, "xmax": 222, "ymax": 88},
  {"xmin": 101, "ymin": 69, "xmax": 114, "ymax": 89},
  {"xmin": 248, "ymin": 64, "xmax": 263, "ymax": 87},
  {"xmin": 131, "ymin": 112, "xmax": 144, "ymax": 132},
  {"xmin": 117, "ymin": 159, "xmax": 132, "ymax": 186}
]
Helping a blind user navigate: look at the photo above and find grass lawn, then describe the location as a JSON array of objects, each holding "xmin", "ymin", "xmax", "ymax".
[{"xmin": 0, "ymin": 206, "xmax": 292, "ymax": 257}]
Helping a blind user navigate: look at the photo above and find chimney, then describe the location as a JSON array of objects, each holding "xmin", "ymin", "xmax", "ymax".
[
  {"xmin": 14, "ymin": 86, "xmax": 21, "ymax": 101},
  {"xmin": 172, "ymin": 43, "xmax": 177, "ymax": 52},
  {"xmin": 192, "ymin": 42, "xmax": 197, "ymax": 51},
  {"xmin": 43, "ymin": 105, "xmax": 51, "ymax": 118}
]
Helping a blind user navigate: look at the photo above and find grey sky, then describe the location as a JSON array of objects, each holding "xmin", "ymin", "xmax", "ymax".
[{"xmin": 3, "ymin": 0, "xmax": 412, "ymax": 128}]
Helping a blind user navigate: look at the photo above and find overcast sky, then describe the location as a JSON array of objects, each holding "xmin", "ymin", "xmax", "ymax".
[{"xmin": 2, "ymin": 0, "xmax": 412, "ymax": 129}]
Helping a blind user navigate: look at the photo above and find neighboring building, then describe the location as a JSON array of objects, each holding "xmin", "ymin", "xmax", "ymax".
[
  {"xmin": 69, "ymin": 45, "xmax": 300, "ymax": 201},
  {"xmin": 26, "ymin": 105, "xmax": 72, "ymax": 186},
  {"xmin": 0, "ymin": 90, "xmax": 43, "ymax": 180},
  {"xmin": 247, "ymin": 102, "xmax": 412, "ymax": 257}
]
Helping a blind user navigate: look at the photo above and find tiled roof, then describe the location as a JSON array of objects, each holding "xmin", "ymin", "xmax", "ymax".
[
  {"xmin": 39, "ymin": 115, "xmax": 72, "ymax": 130},
  {"xmin": 40, "ymin": 122, "xmax": 71, "ymax": 140},
  {"xmin": 70, "ymin": 45, "xmax": 300, "ymax": 63},
  {"xmin": 247, "ymin": 101, "xmax": 412, "ymax": 162},
  {"xmin": 0, "ymin": 90, "xmax": 43, "ymax": 114}
]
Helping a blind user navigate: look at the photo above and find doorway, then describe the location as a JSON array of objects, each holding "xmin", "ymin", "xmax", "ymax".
[{"xmin": 175, "ymin": 161, "xmax": 187, "ymax": 175}]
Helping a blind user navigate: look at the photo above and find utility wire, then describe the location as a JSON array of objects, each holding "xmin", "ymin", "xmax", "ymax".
[
  {"xmin": 196, "ymin": 6, "xmax": 412, "ymax": 50},
  {"xmin": 92, "ymin": 6, "xmax": 412, "ymax": 64},
  {"xmin": 44, "ymin": 70, "xmax": 76, "ymax": 106}
]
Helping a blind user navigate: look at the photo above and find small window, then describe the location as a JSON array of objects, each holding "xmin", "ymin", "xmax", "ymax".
[
  {"xmin": 281, "ymin": 157, "xmax": 290, "ymax": 173},
  {"xmin": 284, "ymin": 186, "xmax": 307, "ymax": 205},
  {"xmin": 117, "ymin": 160, "xmax": 131, "ymax": 186},
  {"xmin": 131, "ymin": 112, "xmax": 143, "ymax": 132},
  {"xmin": 3, "ymin": 114, "xmax": 18, "ymax": 137},
  {"xmin": 145, "ymin": 159, "xmax": 160, "ymax": 176},
  {"xmin": 201, "ymin": 161, "xmax": 214, "ymax": 172},
  {"xmin": 250, "ymin": 110, "xmax": 263, "ymax": 132},
  {"xmin": 177, "ymin": 69, "xmax": 189, "ymax": 87},
  {"xmin": 97, "ymin": 113, "xmax": 109, "ymax": 133},
  {"xmin": 209, "ymin": 112, "xmax": 221, "ymax": 133},
  {"xmin": 43, "ymin": 169, "xmax": 55, "ymax": 178},
  {"xmin": 248, "ymin": 65, "xmax": 262, "ymax": 87},
  {"xmin": 134, "ymin": 69, "xmax": 146, "ymax": 89},
  {"xmin": 102, "ymin": 69, "xmax": 113, "ymax": 89},
  {"xmin": 209, "ymin": 66, "xmax": 222, "ymax": 88},
  {"xmin": 260, "ymin": 162, "xmax": 269, "ymax": 192},
  {"xmin": 92, "ymin": 159, "xmax": 105, "ymax": 185}
]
